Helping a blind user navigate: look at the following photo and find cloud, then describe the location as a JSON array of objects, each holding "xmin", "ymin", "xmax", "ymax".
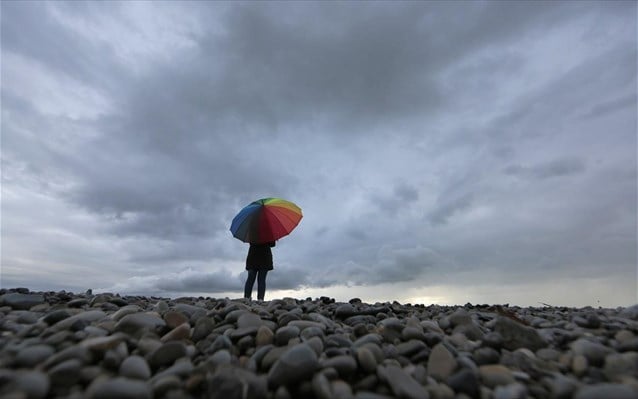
[
  {"xmin": 504, "ymin": 158, "xmax": 586, "ymax": 179},
  {"xmin": 2, "ymin": 2, "xmax": 636, "ymax": 305},
  {"xmin": 583, "ymin": 93, "xmax": 637, "ymax": 119},
  {"xmin": 428, "ymin": 193, "xmax": 475, "ymax": 226}
]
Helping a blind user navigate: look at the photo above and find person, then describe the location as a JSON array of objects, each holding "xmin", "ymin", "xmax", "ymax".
[{"xmin": 244, "ymin": 241, "xmax": 275, "ymax": 301}]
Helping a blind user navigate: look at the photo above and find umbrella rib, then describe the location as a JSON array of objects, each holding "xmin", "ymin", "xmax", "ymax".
[
  {"xmin": 263, "ymin": 207, "xmax": 288, "ymax": 241},
  {"xmin": 268, "ymin": 206, "xmax": 302, "ymax": 228}
]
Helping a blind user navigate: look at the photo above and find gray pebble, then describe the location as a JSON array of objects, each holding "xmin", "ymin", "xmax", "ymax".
[
  {"xmin": 479, "ymin": 365, "xmax": 516, "ymax": 388},
  {"xmin": 377, "ymin": 364, "xmax": 429, "ymax": 399},
  {"xmin": 493, "ymin": 316, "xmax": 547, "ymax": 351},
  {"xmin": 48, "ymin": 358, "xmax": 82, "ymax": 387},
  {"xmin": 238, "ymin": 312, "xmax": 264, "ymax": 329},
  {"xmin": 321, "ymin": 355, "xmax": 358, "ymax": 377},
  {"xmin": 115, "ymin": 313, "xmax": 165, "ymax": 336},
  {"xmin": 43, "ymin": 344, "xmax": 91, "ymax": 369},
  {"xmin": 331, "ymin": 379, "xmax": 354, "ymax": 398},
  {"xmin": 256, "ymin": 325, "xmax": 275, "ymax": 346},
  {"xmin": 268, "ymin": 344, "xmax": 319, "ymax": 387},
  {"xmin": 396, "ymin": 339, "xmax": 427, "ymax": 357},
  {"xmin": 573, "ymin": 383, "xmax": 637, "ymax": 399},
  {"xmin": 151, "ymin": 375, "xmax": 181, "ymax": 397},
  {"xmin": 275, "ymin": 325, "xmax": 300, "ymax": 346},
  {"xmin": 15, "ymin": 345, "xmax": 55, "ymax": 368},
  {"xmin": 312, "ymin": 372, "xmax": 333, "ymax": 399},
  {"xmin": 86, "ymin": 377, "xmax": 151, "ymax": 399},
  {"xmin": 427, "ymin": 343, "xmax": 457, "ymax": 381},
  {"xmin": 448, "ymin": 308, "xmax": 473, "ymax": 327},
  {"xmin": 192, "ymin": 316, "xmax": 215, "ymax": 342},
  {"xmin": 619, "ymin": 304, "xmax": 638, "ymax": 320},
  {"xmin": 0, "ymin": 293, "xmax": 45, "ymax": 310},
  {"xmin": 147, "ymin": 341, "xmax": 187, "ymax": 369},
  {"xmin": 119, "ymin": 355, "xmax": 151, "ymax": 380},
  {"xmin": 207, "ymin": 348, "xmax": 232, "ymax": 368},
  {"xmin": 603, "ymin": 352, "xmax": 638, "ymax": 381},
  {"xmin": 570, "ymin": 338, "xmax": 613, "ymax": 366},
  {"xmin": 41, "ymin": 309, "xmax": 71, "ymax": 325},
  {"xmin": 53, "ymin": 310, "xmax": 106, "ymax": 331},
  {"xmin": 447, "ymin": 368, "xmax": 480, "ymax": 398},
  {"xmin": 356, "ymin": 347, "xmax": 378, "ymax": 373},
  {"xmin": 493, "ymin": 382, "xmax": 528, "ymax": 399},
  {"xmin": 13, "ymin": 370, "xmax": 50, "ymax": 399}
]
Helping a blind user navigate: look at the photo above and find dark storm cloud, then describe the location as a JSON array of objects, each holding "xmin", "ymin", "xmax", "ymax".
[
  {"xmin": 156, "ymin": 268, "xmax": 239, "ymax": 292},
  {"xmin": 152, "ymin": 266, "xmax": 308, "ymax": 293},
  {"xmin": 2, "ymin": 2, "xmax": 636, "ymax": 304},
  {"xmin": 584, "ymin": 93, "xmax": 638, "ymax": 119},
  {"xmin": 504, "ymin": 158, "xmax": 586, "ymax": 180},
  {"xmin": 1, "ymin": 1, "xmax": 128, "ymax": 94},
  {"xmin": 428, "ymin": 193, "xmax": 474, "ymax": 226},
  {"xmin": 4, "ymin": 1, "xmax": 628, "ymax": 247},
  {"xmin": 373, "ymin": 183, "xmax": 420, "ymax": 215},
  {"xmin": 267, "ymin": 267, "xmax": 309, "ymax": 290}
]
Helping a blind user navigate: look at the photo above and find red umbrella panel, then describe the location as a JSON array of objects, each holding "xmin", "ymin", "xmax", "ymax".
[{"xmin": 230, "ymin": 198, "xmax": 302, "ymax": 244}]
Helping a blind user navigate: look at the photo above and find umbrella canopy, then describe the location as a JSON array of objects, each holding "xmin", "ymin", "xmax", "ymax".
[{"xmin": 230, "ymin": 198, "xmax": 302, "ymax": 244}]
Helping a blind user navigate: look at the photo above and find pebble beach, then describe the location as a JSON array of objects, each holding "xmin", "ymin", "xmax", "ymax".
[{"xmin": 1, "ymin": 288, "xmax": 637, "ymax": 399}]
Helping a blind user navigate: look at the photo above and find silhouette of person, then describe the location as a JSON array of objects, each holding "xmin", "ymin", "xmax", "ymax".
[{"xmin": 244, "ymin": 241, "xmax": 275, "ymax": 300}]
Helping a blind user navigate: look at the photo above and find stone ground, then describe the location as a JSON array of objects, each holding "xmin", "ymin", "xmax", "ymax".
[{"xmin": 1, "ymin": 287, "xmax": 637, "ymax": 399}]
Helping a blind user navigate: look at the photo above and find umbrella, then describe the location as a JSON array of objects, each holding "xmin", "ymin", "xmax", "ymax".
[{"xmin": 230, "ymin": 197, "xmax": 302, "ymax": 244}]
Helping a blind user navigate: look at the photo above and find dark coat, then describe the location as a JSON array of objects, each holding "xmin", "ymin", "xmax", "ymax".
[{"xmin": 246, "ymin": 242, "xmax": 275, "ymax": 270}]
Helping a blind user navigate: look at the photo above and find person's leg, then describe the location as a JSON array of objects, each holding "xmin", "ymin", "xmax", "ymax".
[
  {"xmin": 244, "ymin": 269, "xmax": 257, "ymax": 299},
  {"xmin": 257, "ymin": 270, "xmax": 268, "ymax": 300}
]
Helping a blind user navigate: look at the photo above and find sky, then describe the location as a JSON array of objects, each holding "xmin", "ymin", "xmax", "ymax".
[{"xmin": 1, "ymin": 1, "xmax": 636, "ymax": 307}]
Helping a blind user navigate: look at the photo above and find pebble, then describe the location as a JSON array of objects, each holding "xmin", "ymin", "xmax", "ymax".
[
  {"xmin": 41, "ymin": 309, "xmax": 71, "ymax": 325},
  {"xmin": 237, "ymin": 312, "xmax": 264, "ymax": 329},
  {"xmin": 146, "ymin": 341, "xmax": 187, "ymax": 369},
  {"xmin": 0, "ymin": 293, "xmax": 45, "ymax": 310},
  {"xmin": 474, "ymin": 346, "xmax": 500, "ymax": 365},
  {"xmin": 52, "ymin": 310, "xmax": 106, "ymax": 331},
  {"xmin": 543, "ymin": 373, "xmax": 579, "ymax": 398},
  {"xmin": 449, "ymin": 308, "xmax": 473, "ymax": 326},
  {"xmin": 115, "ymin": 313, "xmax": 165, "ymax": 336},
  {"xmin": 15, "ymin": 345, "xmax": 55, "ymax": 368},
  {"xmin": 479, "ymin": 364, "xmax": 516, "ymax": 388},
  {"xmin": 163, "ymin": 311, "xmax": 189, "ymax": 329},
  {"xmin": 571, "ymin": 354, "xmax": 588, "ymax": 376},
  {"xmin": 268, "ymin": 344, "xmax": 319, "ymax": 387},
  {"xmin": 312, "ymin": 372, "xmax": 333, "ymax": 399},
  {"xmin": 13, "ymin": 370, "xmax": 50, "ymax": 399},
  {"xmin": 448, "ymin": 368, "xmax": 480, "ymax": 398},
  {"xmin": 48, "ymin": 358, "xmax": 82, "ymax": 387},
  {"xmin": 427, "ymin": 342, "xmax": 457, "ymax": 381},
  {"xmin": 192, "ymin": 317, "xmax": 215, "ymax": 342},
  {"xmin": 255, "ymin": 326, "xmax": 275, "ymax": 346},
  {"xmin": 619, "ymin": 304, "xmax": 638, "ymax": 320},
  {"xmin": 356, "ymin": 347, "xmax": 378, "ymax": 373},
  {"xmin": 570, "ymin": 338, "xmax": 613, "ymax": 366},
  {"xmin": 80, "ymin": 334, "xmax": 126, "ymax": 352},
  {"xmin": 603, "ymin": 352, "xmax": 638, "ymax": 381},
  {"xmin": 573, "ymin": 383, "xmax": 637, "ymax": 399},
  {"xmin": 321, "ymin": 355, "xmax": 358, "ymax": 377},
  {"xmin": 275, "ymin": 325, "xmax": 300, "ymax": 346},
  {"xmin": 493, "ymin": 316, "xmax": 547, "ymax": 351},
  {"xmin": 160, "ymin": 322, "xmax": 191, "ymax": 342},
  {"xmin": 332, "ymin": 379, "xmax": 354, "ymax": 398},
  {"xmin": 86, "ymin": 377, "xmax": 152, "ymax": 399},
  {"xmin": 493, "ymin": 382, "xmax": 528, "ymax": 399},
  {"xmin": 119, "ymin": 356, "xmax": 151, "ymax": 380},
  {"xmin": 377, "ymin": 364, "xmax": 429, "ymax": 399},
  {"xmin": 1, "ymin": 289, "xmax": 636, "ymax": 399}
]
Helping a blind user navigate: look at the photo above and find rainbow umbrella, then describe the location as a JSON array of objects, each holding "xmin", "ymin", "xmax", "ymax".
[{"xmin": 230, "ymin": 198, "xmax": 302, "ymax": 244}]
